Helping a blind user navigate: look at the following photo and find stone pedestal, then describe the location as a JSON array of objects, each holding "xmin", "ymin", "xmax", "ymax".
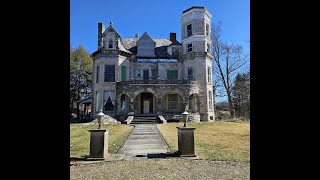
[
  {"xmin": 88, "ymin": 129, "xmax": 109, "ymax": 160},
  {"xmin": 176, "ymin": 127, "xmax": 196, "ymax": 157}
]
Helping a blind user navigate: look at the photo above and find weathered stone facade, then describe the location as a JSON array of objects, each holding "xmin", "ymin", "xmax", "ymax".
[{"xmin": 91, "ymin": 6, "xmax": 215, "ymax": 122}]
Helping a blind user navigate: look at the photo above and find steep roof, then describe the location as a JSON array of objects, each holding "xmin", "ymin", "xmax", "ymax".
[{"xmin": 122, "ymin": 37, "xmax": 178, "ymax": 58}]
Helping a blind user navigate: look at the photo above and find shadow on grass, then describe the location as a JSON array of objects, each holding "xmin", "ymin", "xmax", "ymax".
[
  {"xmin": 70, "ymin": 156, "xmax": 89, "ymax": 161},
  {"xmin": 135, "ymin": 152, "xmax": 180, "ymax": 159}
]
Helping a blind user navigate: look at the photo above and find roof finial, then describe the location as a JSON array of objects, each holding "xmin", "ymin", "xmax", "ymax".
[{"xmin": 110, "ymin": 21, "xmax": 113, "ymax": 26}]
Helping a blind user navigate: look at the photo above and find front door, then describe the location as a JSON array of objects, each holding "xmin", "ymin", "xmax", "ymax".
[
  {"xmin": 143, "ymin": 101, "xmax": 150, "ymax": 114},
  {"xmin": 140, "ymin": 93, "xmax": 153, "ymax": 114}
]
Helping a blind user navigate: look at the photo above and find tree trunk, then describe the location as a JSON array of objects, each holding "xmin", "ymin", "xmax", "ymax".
[
  {"xmin": 76, "ymin": 102, "xmax": 80, "ymax": 119},
  {"xmin": 227, "ymin": 95, "xmax": 234, "ymax": 118}
]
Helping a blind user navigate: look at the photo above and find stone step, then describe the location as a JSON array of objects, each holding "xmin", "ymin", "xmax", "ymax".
[
  {"xmin": 131, "ymin": 121, "xmax": 158, "ymax": 124},
  {"xmin": 133, "ymin": 117, "xmax": 158, "ymax": 119}
]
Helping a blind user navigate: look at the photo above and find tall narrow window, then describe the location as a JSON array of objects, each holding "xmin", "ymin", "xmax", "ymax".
[
  {"xmin": 187, "ymin": 43, "xmax": 193, "ymax": 52},
  {"xmin": 206, "ymin": 23, "xmax": 209, "ymax": 36},
  {"xmin": 208, "ymin": 91, "xmax": 212, "ymax": 110},
  {"xmin": 207, "ymin": 67, "xmax": 211, "ymax": 83},
  {"xmin": 104, "ymin": 65, "xmax": 115, "ymax": 82},
  {"xmin": 95, "ymin": 91, "xmax": 99, "ymax": 111},
  {"xmin": 108, "ymin": 40, "xmax": 113, "ymax": 49},
  {"xmin": 167, "ymin": 70, "xmax": 178, "ymax": 80},
  {"xmin": 143, "ymin": 69, "xmax": 149, "ymax": 80},
  {"xmin": 187, "ymin": 68, "xmax": 193, "ymax": 80},
  {"xmin": 151, "ymin": 69, "xmax": 157, "ymax": 79},
  {"xmin": 96, "ymin": 66, "xmax": 100, "ymax": 83},
  {"xmin": 187, "ymin": 24, "xmax": 192, "ymax": 37},
  {"xmin": 207, "ymin": 43, "xmax": 211, "ymax": 53},
  {"xmin": 103, "ymin": 91, "xmax": 115, "ymax": 111},
  {"xmin": 121, "ymin": 66, "xmax": 126, "ymax": 81}
]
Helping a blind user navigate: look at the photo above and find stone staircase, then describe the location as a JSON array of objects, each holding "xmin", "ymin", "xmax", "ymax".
[{"xmin": 130, "ymin": 115, "xmax": 159, "ymax": 124}]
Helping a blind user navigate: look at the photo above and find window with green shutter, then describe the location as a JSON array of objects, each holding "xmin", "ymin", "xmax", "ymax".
[
  {"xmin": 121, "ymin": 66, "xmax": 126, "ymax": 81},
  {"xmin": 167, "ymin": 70, "xmax": 178, "ymax": 80}
]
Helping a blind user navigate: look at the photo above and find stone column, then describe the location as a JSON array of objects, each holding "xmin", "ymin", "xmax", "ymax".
[
  {"xmin": 88, "ymin": 129, "xmax": 109, "ymax": 160},
  {"xmin": 176, "ymin": 127, "xmax": 196, "ymax": 157}
]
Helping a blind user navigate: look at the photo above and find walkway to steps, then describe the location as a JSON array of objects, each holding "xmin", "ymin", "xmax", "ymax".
[{"xmin": 118, "ymin": 124, "xmax": 169, "ymax": 156}]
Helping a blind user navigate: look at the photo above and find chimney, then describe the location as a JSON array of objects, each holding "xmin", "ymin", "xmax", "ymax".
[
  {"xmin": 170, "ymin": 32, "xmax": 176, "ymax": 42},
  {"xmin": 135, "ymin": 33, "xmax": 139, "ymax": 38},
  {"xmin": 98, "ymin": 23, "xmax": 105, "ymax": 50}
]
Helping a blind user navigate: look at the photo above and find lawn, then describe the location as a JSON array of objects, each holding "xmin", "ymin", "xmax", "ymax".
[
  {"xmin": 70, "ymin": 123, "xmax": 133, "ymax": 159},
  {"xmin": 157, "ymin": 121, "xmax": 250, "ymax": 162}
]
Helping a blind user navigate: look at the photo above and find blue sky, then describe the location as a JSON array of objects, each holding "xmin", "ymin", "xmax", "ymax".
[
  {"xmin": 71, "ymin": 0, "xmax": 250, "ymax": 102},
  {"xmin": 71, "ymin": 0, "xmax": 250, "ymax": 54}
]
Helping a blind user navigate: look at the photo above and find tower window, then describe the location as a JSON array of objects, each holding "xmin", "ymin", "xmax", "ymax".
[
  {"xmin": 104, "ymin": 65, "xmax": 115, "ymax": 82},
  {"xmin": 187, "ymin": 24, "xmax": 192, "ymax": 37},
  {"xmin": 187, "ymin": 68, "xmax": 193, "ymax": 80},
  {"xmin": 208, "ymin": 91, "xmax": 212, "ymax": 110},
  {"xmin": 207, "ymin": 66, "xmax": 211, "ymax": 83},
  {"xmin": 187, "ymin": 43, "xmax": 193, "ymax": 52},
  {"xmin": 206, "ymin": 23, "xmax": 209, "ymax": 36},
  {"xmin": 95, "ymin": 91, "xmax": 100, "ymax": 111},
  {"xmin": 96, "ymin": 66, "xmax": 100, "ymax": 83},
  {"xmin": 207, "ymin": 43, "xmax": 211, "ymax": 53},
  {"xmin": 108, "ymin": 40, "xmax": 113, "ymax": 49}
]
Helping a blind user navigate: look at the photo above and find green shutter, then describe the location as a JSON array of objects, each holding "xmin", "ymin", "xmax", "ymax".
[
  {"xmin": 167, "ymin": 70, "xmax": 178, "ymax": 80},
  {"xmin": 121, "ymin": 66, "xmax": 126, "ymax": 81}
]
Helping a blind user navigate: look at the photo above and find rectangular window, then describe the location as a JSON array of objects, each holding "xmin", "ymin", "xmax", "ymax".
[
  {"xmin": 96, "ymin": 66, "xmax": 100, "ymax": 83},
  {"xmin": 104, "ymin": 65, "xmax": 115, "ymax": 82},
  {"xmin": 151, "ymin": 69, "xmax": 157, "ymax": 79},
  {"xmin": 206, "ymin": 23, "xmax": 209, "ymax": 36},
  {"xmin": 121, "ymin": 66, "xmax": 126, "ymax": 81},
  {"xmin": 208, "ymin": 91, "xmax": 212, "ymax": 110},
  {"xmin": 187, "ymin": 43, "xmax": 193, "ymax": 52},
  {"xmin": 167, "ymin": 70, "xmax": 178, "ymax": 80},
  {"xmin": 207, "ymin": 43, "xmax": 210, "ymax": 53},
  {"xmin": 168, "ymin": 94, "xmax": 178, "ymax": 110},
  {"xmin": 187, "ymin": 68, "xmax": 193, "ymax": 80},
  {"xmin": 108, "ymin": 40, "xmax": 113, "ymax": 49},
  {"xmin": 143, "ymin": 69, "xmax": 149, "ymax": 80},
  {"xmin": 135, "ymin": 69, "xmax": 141, "ymax": 79},
  {"xmin": 207, "ymin": 67, "xmax": 211, "ymax": 83},
  {"xmin": 95, "ymin": 91, "xmax": 99, "ymax": 111},
  {"xmin": 103, "ymin": 91, "xmax": 115, "ymax": 111},
  {"xmin": 187, "ymin": 24, "xmax": 192, "ymax": 37}
]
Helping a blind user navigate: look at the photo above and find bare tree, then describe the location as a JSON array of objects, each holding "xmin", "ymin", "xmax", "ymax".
[{"xmin": 211, "ymin": 22, "xmax": 249, "ymax": 118}]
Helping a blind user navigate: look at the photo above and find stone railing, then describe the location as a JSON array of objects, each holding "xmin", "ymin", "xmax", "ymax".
[{"xmin": 117, "ymin": 79, "xmax": 197, "ymax": 85}]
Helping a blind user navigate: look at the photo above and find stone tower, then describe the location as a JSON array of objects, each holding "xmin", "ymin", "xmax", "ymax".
[{"xmin": 180, "ymin": 6, "xmax": 215, "ymax": 121}]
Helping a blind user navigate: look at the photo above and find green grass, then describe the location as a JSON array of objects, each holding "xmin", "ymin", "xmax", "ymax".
[
  {"xmin": 157, "ymin": 121, "xmax": 250, "ymax": 162},
  {"xmin": 70, "ymin": 123, "xmax": 133, "ymax": 159}
]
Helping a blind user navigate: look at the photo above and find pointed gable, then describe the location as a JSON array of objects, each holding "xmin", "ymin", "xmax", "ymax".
[{"xmin": 136, "ymin": 32, "xmax": 156, "ymax": 57}]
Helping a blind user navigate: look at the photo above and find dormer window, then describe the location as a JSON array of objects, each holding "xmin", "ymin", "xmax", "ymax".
[
  {"xmin": 108, "ymin": 40, "xmax": 113, "ymax": 49},
  {"xmin": 187, "ymin": 24, "xmax": 192, "ymax": 37}
]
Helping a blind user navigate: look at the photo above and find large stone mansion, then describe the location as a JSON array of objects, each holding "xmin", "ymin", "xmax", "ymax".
[{"xmin": 91, "ymin": 6, "xmax": 215, "ymax": 122}]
